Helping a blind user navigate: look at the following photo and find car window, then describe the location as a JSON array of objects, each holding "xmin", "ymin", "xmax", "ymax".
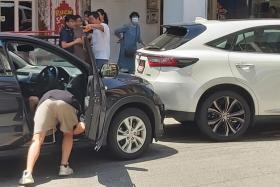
[
  {"xmin": 7, "ymin": 42, "xmax": 79, "ymax": 69},
  {"xmin": 207, "ymin": 35, "xmax": 234, "ymax": 50},
  {"xmin": 233, "ymin": 27, "xmax": 280, "ymax": 54},
  {"xmin": 145, "ymin": 24, "xmax": 206, "ymax": 51}
]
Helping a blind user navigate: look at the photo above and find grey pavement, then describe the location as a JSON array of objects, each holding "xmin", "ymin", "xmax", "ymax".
[{"xmin": 2, "ymin": 119, "xmax": 280, "ymax": 187}]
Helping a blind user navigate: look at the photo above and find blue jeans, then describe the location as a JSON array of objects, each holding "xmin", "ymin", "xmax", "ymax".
[{"xmin": 96, "ymin": 59, "xmax": 109, "ymax": 70}]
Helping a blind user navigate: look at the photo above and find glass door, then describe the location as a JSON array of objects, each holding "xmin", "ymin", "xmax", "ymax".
[
  {"xmin": 0, "ymin": 1, "xmax": 15, "ymax": 31},
  {"xmin": 18, "ymin": 1, "xmax": 32, "ymax": 31},
  {"xmin": 0, "ymin": 0, "xmax": 35, "ymax": 32}
]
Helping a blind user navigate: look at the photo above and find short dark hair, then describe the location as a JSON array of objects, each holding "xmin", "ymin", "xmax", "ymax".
[
  {"xmin": 97, "ymin": 9, "xmax": 109, "ymax": 24},
  {"xmin": 129, "ymin": 12, "xmax": 140, "ymax": 19},
  {"xmin": 74, "ymin": 15, "xmax": 82, "ymax": 20},
  {"xmin": 64, "ymin": 14, "xmax": 75, "ymax": 23},
  {"xmin": 89, "ymin": 11, "xmax": 100, "ymax": 19},
  {"xmin": 84, "ymin": 10, "xmax": 91, "ymax": 16}
]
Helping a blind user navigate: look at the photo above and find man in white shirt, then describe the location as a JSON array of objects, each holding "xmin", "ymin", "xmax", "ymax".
[{"xmin": 87, "ymin": 11, "xmax": 110, "ymax": 69}]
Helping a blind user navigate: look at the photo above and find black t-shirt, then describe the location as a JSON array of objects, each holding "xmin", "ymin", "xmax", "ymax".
[
  {"xmin": 59, "ymin": 26, "xmax": 74, "ymax": 53},
  {"xmin": 38, "ymin": 90, "xmax": 81, "ymax": 113}
]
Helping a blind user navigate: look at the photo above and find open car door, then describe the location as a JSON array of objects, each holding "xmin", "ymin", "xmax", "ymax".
[
  {"xmin": 0, "ymin": 42, "xmax": 31, "ymax": 150},
  {"xmin": 83, "ymin": 38, "xmax": 106, "ymax": 150}
]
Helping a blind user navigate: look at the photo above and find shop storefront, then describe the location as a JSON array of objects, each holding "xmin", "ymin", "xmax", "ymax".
[
  {"xmin": 0, "ymin": 0, "xmax": 36, "ymax": 32},
  {"xmin": 0, "ymin": 0, "xmax": 90, "ymax": 33},
  {"xmin": 208, "ymin": 0, "xmax": 280, "ymax": 20}
]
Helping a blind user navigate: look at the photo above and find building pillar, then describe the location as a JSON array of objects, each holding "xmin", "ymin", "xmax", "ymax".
[{"xmin": 208, "ymin": 0, "xmax": 217, "ymax": 20}]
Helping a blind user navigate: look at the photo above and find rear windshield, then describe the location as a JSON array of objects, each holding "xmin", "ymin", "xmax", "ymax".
[{"xmin": 145, "ymin": 24, "xmax": 206, "ymax": 51}]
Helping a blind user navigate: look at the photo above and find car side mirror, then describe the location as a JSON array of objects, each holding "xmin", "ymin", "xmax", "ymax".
[{"xmin": 100, "ymin": 64, "xmax": 119, "ymax": 78}]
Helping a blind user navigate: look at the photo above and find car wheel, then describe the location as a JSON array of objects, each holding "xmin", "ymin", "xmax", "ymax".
[
  {"xmin": 108, "ymin": 108, "xmax": 152, "ymax": 160},
  {"xmin": 196, "ymin": 91, "xmax": 251, "ymax": 141}
]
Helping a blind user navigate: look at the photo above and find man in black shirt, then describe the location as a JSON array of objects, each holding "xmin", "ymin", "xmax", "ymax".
[
  {"xmin": 59, "ymin": 14, "xmax": 83, "ymax": 53},
  {"xmin": 19, "ymin": 90, "xmax": 85, "ymax": 185}
]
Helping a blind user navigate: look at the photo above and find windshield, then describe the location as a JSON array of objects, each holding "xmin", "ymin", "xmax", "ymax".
[
  {"xmin": 145, "ymin": 24, "xmax": 206, "ymax": 51},
  {"xmin": 7, "ymin": 42, "xmax": 76, "ymax": 68}
]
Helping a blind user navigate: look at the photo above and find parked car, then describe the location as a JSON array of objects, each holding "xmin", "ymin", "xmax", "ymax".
[
  {"xmin": 0, "ymin": 34, "xmax": 164, "ymax": 159},
  {"xmin": 135, "ymin": 19, "xmax": 280, "ymax": 141}
]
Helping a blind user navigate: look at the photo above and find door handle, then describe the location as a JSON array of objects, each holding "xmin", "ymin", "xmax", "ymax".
[{"xmin": 235, "ymin": 63, "xmax": 255, "ymax": 69}]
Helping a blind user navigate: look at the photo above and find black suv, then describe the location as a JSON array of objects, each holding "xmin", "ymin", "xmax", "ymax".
[{"xmin": 0, "ymin": 34, "xmax": 164, "ymax": 159}]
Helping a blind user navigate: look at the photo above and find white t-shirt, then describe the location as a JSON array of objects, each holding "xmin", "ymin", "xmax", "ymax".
[{"xmin": 92, "ymin": 23, "xmax": 110, "ymax": 60}]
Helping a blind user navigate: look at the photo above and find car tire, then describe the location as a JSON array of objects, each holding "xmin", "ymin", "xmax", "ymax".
[
  {"xmin": 196, "ymin": 90, "xmax": 251, "ymax": 141},
  {"xmin": 108, "ymin": 108, "xmax": 152, "ymax": 160}
]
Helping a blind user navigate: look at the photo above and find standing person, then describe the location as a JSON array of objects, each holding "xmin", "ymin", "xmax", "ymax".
[
  {"xmin": 86, "ymin": 11, "xmax": 110, "ymax": 69},
  {"xmin": 114, "ymin": 12, "xmax": 145, "ymax": 74},
  {"xmin": 83, "ymin": 10, "xmax": 91, "ymax": 25},
  {"xmin": 18, "ymin": 89, "xmax": 86, "ymax": 185},
  {"xmin": 59, "ymin": 15, "xmax": 83, "ymax": 53},
  {"xmin": 73, "ymin": 15, "xmax": 86, "ymax": 61},
  {"xmin": 97, "ymin": 9, "xmax": 109, "ymax": 25}
]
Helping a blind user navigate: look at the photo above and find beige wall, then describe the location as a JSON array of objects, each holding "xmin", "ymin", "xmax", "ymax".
[{"xmin": 91, "ymin": 0, "xmax": 161, "ymax": 62}]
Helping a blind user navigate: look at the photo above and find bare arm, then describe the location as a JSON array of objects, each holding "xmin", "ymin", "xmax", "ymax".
[
  {"xmin": 84, "ymin": 24, "xmax": 104, "ymax": 32},
  {"xmin": 114, "ymin": 25, "xmax": 128, "ymax": 39},
  {"xmin": 61, "ymin": 38, "xmax": 83, "ymax": 49}
]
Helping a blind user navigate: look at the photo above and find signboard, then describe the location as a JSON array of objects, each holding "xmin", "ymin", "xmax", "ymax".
[{"xmin": 54, "ymin": 0, "xmax": 73, "ymax": 34}]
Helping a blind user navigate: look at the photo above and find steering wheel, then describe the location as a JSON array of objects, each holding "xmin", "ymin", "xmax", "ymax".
[{"xmin": 37, "ymin": 66, "xmax": 59, "ymax": 94}]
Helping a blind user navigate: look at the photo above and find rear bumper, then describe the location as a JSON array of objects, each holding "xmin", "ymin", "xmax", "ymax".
[{"xmin": 151, "ymin": 80, "xmax": 198, "ymax": 113}]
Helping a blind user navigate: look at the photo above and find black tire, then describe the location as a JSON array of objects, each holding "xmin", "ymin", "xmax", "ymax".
[
  {"xmin": 108, "ymin": 108, "xmax": 152, "ymax": 160},
  {"xmin": 196, "ymin": 90, "xmax": 251, "ymax": 141}
]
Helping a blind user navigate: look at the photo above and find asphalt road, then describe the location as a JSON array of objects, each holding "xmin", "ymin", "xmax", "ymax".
[{"xmin": 2, "ymin": 119, "xmax": 280, "ymax": 187}]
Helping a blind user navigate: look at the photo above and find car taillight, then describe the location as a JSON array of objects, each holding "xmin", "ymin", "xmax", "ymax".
[{"xmin": 147, "ymin": 56, "xmax": 198, "ymax": 68}]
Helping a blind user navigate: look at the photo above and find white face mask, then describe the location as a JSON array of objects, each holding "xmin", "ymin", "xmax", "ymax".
[{"xmin": 132, "ymin": 17, "xmax": 139, "ymax": 24}]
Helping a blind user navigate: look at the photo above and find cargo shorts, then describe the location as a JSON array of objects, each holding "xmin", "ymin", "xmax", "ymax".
[{"xmin": 33, "ymin": 99, "xmax": 78, "ymax": 135}]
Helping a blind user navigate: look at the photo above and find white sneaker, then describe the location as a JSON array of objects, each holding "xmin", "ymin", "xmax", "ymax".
[
  {"xmin": 59, "ymin": 165, "xmax": 74, "ymax": 176},
  {"xmin": 18, "ymin": 170, "xmax": 34, "ymax": 185}
]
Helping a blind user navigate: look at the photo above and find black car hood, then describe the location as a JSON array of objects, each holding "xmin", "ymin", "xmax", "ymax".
[{"xmin": 102, "ymin": 73, "xmax": 152, "ymax": 90}]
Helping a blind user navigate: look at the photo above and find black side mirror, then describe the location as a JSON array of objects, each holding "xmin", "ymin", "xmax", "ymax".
[{"xmin": 100, "ymin": 64, "xmax": 119, "ymax": 78}]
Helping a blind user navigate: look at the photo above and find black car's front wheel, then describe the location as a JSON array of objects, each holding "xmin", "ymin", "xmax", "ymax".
[
  {"xmin": 108, "ymin": 108, "xmax": 152, "ymax": 159},
  {"xmin": 196, "ymin": 91, "xmax": 251, "ymax": 141}
]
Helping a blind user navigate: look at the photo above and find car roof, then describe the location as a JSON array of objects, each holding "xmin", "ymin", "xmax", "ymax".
[
  {"xmin": 201, "ymin": 19, "xmax": 280, "ymax": 26},
  {"xmin": 160, "ymin": 19, "xmax": 280, "ymax": 49},
  {"xmin": 164, "ymin": 19, "xmax": 280, "ymax": 27}
]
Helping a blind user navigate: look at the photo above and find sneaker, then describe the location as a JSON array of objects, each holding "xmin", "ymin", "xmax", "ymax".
[
  {"xmin": 18, "ymin": 170, "xmax": 34, "ymax": 185},
  {"xmin": 59, "ymin": 165, "xmax": 74, "ymax": 176}
]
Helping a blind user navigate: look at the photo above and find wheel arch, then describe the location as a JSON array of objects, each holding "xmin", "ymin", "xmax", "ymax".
[
  {"xmin": 103, "ymin": 96, "xmax": 159, "ymax": 145},
  {"xmin": 195, "ymin": 84, "xmax": 257, "ymax": 119}
]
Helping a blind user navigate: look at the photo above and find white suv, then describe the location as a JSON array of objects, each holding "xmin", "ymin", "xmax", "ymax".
[{"xmin": 135, "ymin": 19, "xmax": 280, "ymax": 141}]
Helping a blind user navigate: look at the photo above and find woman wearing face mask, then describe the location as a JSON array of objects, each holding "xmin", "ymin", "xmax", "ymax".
[{"xmin": 114, "ymin": 11, "xmax": 145, "ymax": 74}]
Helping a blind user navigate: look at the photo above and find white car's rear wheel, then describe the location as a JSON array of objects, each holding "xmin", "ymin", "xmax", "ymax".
[{"xmin": 197, "ymin": 91, "xmax": 251, "ymax": 141}]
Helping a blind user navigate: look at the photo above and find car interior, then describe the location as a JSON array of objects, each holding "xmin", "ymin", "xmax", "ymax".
[
  {"xmin": 6, "ymin": 41, "xmax": 88, "ymax": 133},
  {"xmin": 234, "ymin": 29, "xmax": 280, "ymax": 53}
]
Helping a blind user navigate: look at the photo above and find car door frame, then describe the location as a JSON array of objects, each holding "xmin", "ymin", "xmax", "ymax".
[
  {"xmin": 1, "ymin": 35, "xmax": 106, "ymax": 150},
  {"xmin": 228, "ymin": 25, "xmax": 280, "ymax": 115},
  {"xmin": 1, "ymin": 35, "xmax": 93, "ymax": 142},
  {"xmin": 0, "ymin": 41, "xmax": 32, "ymax": 150},
  {"xmin": 83, "ymin": 37, "xmax": 107, "ymax": 150}
]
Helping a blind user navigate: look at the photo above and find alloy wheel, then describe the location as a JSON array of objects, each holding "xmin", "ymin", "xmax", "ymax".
[
  {"xmin": 207, "ymin": 96, "xmax": 245, "ymax": 137},
  {"xmin": 117, "ymin": 116, "xmax": 147, "ymax": 154}
]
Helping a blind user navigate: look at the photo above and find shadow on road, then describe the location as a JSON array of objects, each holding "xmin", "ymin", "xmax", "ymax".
[
  {"xmin": 0, "ymin": 143, "xmax": 177, "ymax": 187},
  {"xmin": 160, "ymin": 119, "xmax": 280, "ymax": 144}
]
